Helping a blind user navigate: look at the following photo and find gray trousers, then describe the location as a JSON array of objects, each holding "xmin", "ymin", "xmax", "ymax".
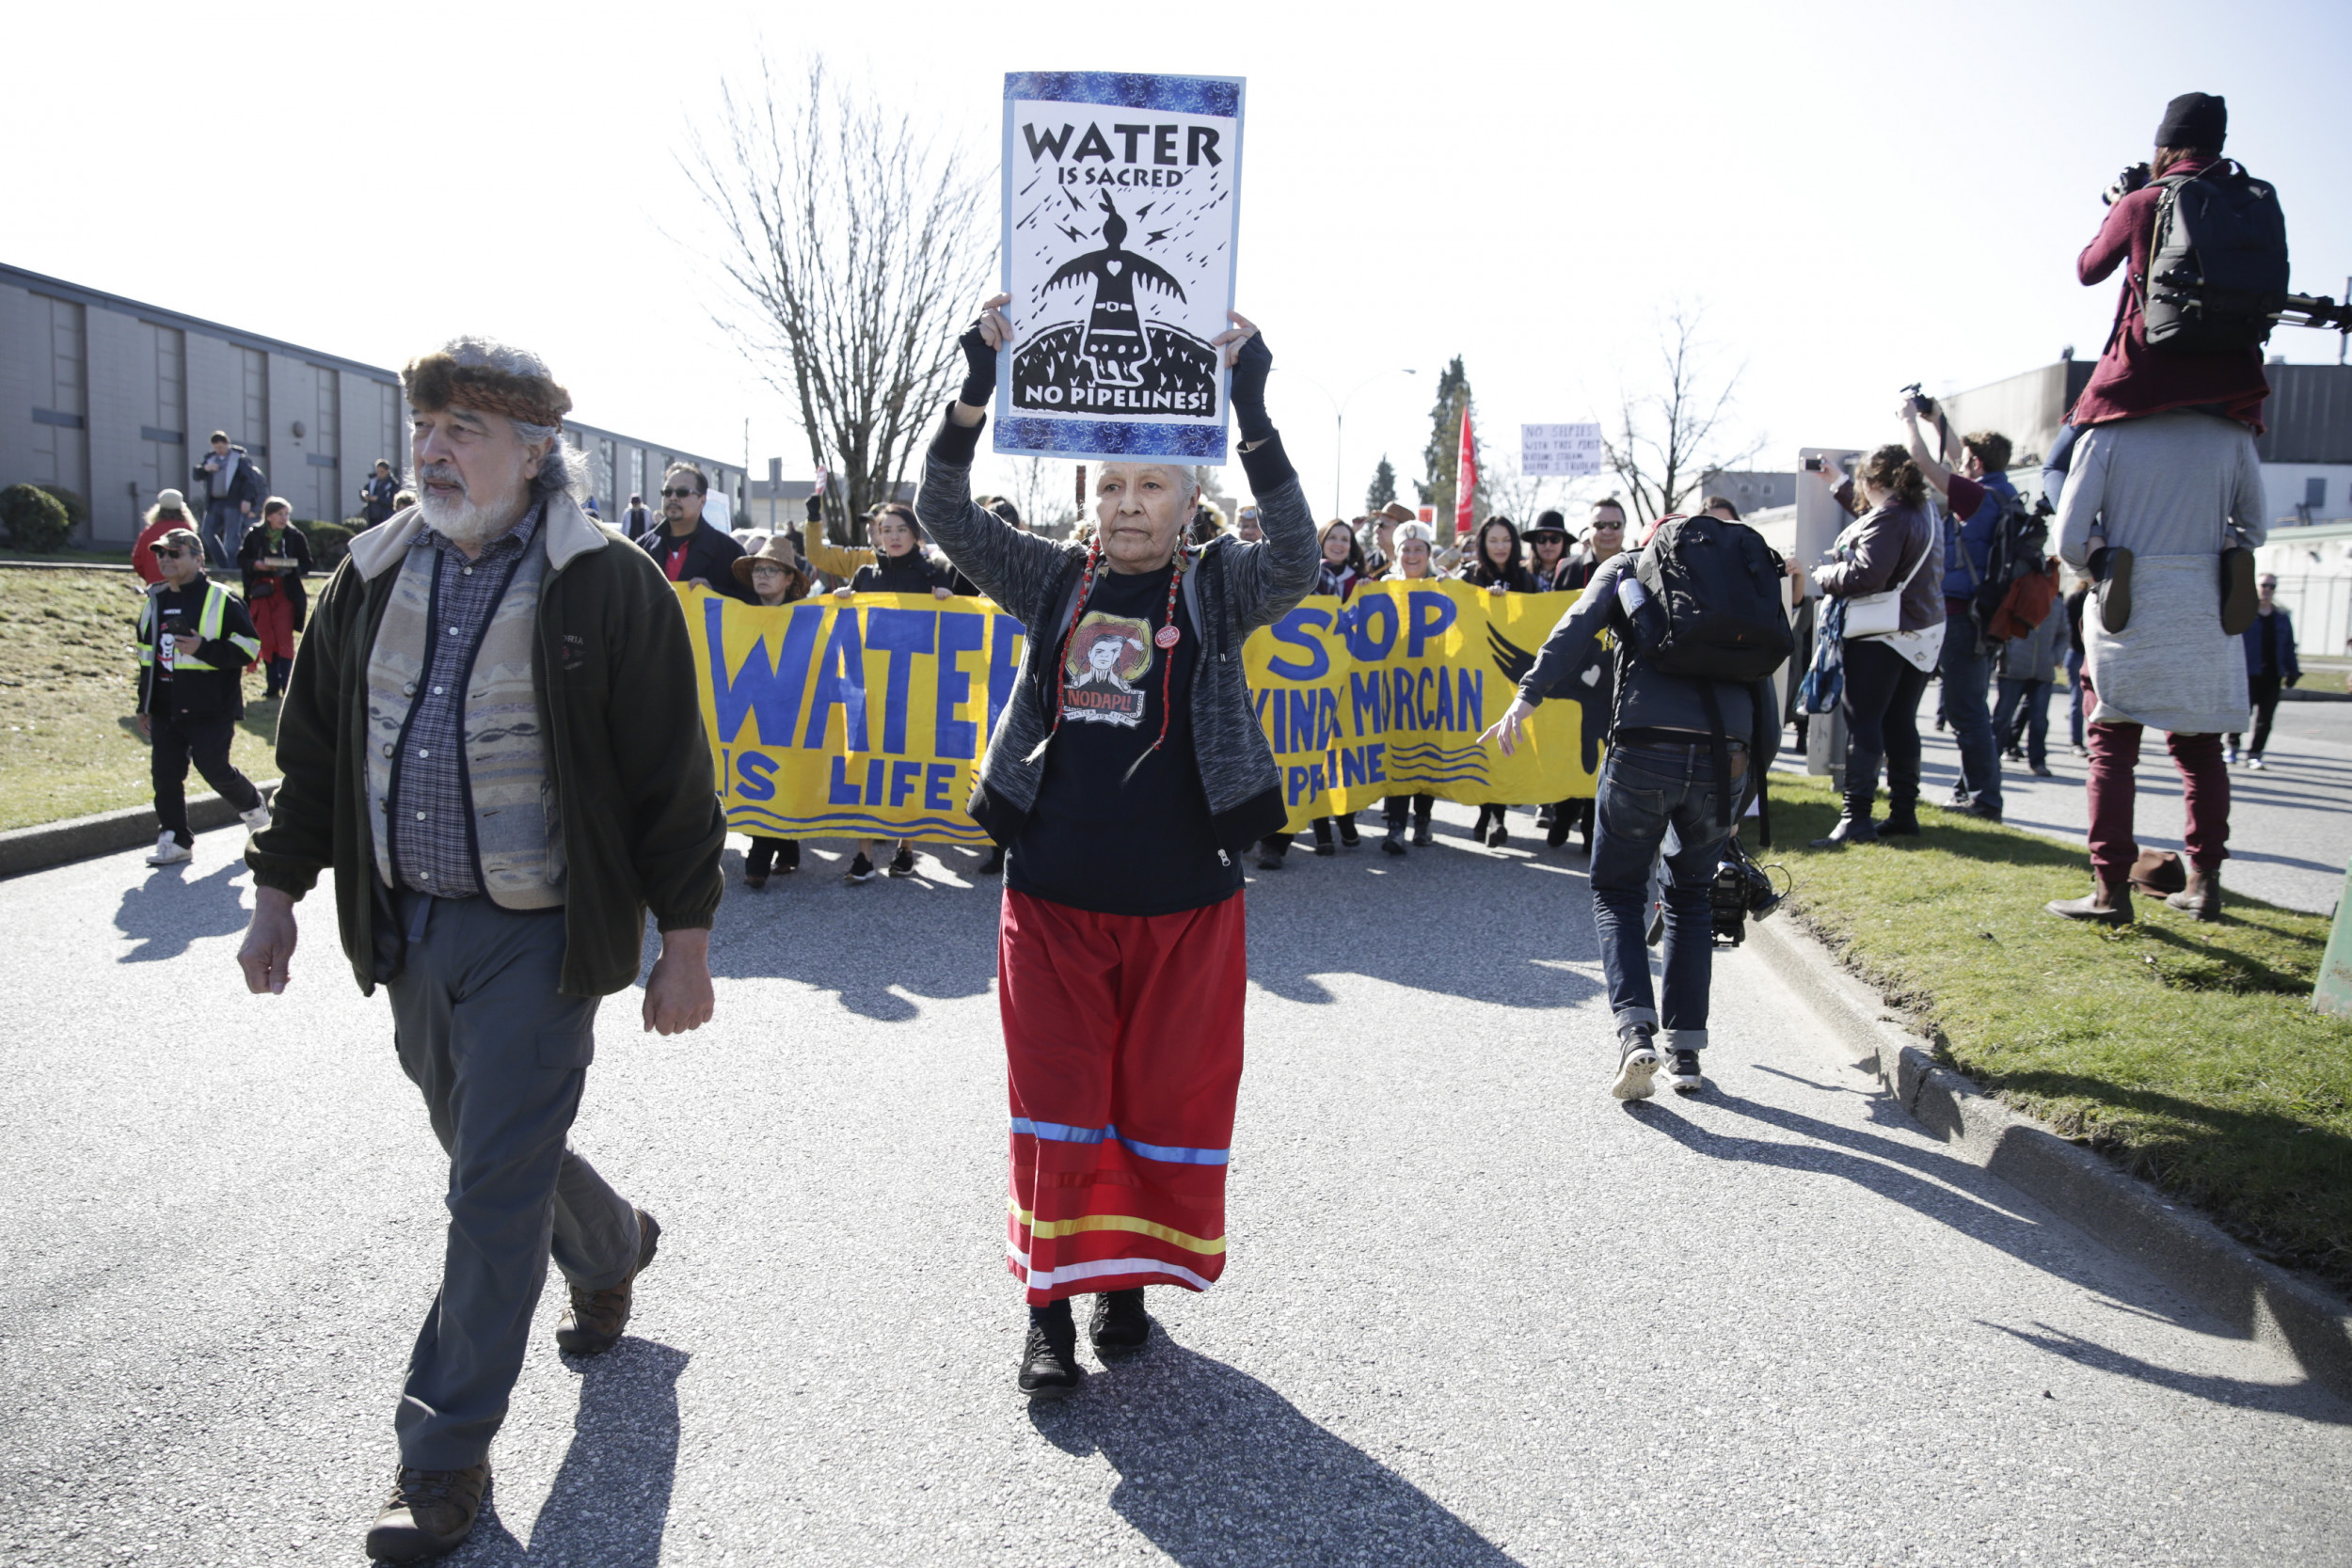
[{"xmin": 387, "ymin": 892, "xmax": 641, "ymax": 1471}]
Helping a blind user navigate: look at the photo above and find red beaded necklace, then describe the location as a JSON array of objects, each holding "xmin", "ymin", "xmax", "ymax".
[{"xmin": 1034, "ymin": 533, "xmax": 1191, "ymax": 772}]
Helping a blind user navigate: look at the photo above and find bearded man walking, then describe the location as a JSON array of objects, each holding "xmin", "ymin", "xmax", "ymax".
[
  {"xmin": 923, "ymin": 294, "xmax": 1315, "ymax": 1399},
  {"xmin": 238, "ymin": 337, "xmax": 724, "ymax": 1561}
]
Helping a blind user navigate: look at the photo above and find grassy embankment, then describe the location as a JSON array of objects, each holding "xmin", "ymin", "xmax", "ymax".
[
  {"xmin": 0, "ymin": 568, "xmax": 278, "ymax": 832},
  {"xmin": 1766, "ymin": 771, "xmax": 2352, "ymax": 1297}
]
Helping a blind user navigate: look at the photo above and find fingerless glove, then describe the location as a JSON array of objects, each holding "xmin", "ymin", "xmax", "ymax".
[
  {"xmin": 1229, "ymin": 332, "xmax": 1275, "ymax": 445},
  {"xmin": 958, "ymin": 324, "xmax": 997, "ymax": 408}
]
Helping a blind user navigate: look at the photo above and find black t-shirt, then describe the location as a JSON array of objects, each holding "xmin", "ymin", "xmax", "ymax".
[{"xmin": 1006, "ymin": 562, "xmax": 1242, "ymax": 917}]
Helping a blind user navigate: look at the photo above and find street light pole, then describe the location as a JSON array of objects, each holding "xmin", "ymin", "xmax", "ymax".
[{"xmin": 1282, "ymin": 369, "xmax": 1417, "ymax": 518}]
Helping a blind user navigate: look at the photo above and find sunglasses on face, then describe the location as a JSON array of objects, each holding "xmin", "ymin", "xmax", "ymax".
[
  {"xmin": 661, "ymin": 487, "xmax": 698, "ymax": 499},
  {"xmin": 152, "ymin": 547, "xmax": 189, "ymax": 559}
]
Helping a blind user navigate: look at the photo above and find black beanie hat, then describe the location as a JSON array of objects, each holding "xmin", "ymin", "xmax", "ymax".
[{"xmin": 2155, "ymin": 92, "xmax": 2226, "ymax": 151}]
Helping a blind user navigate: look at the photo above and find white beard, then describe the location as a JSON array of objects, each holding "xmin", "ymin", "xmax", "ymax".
[{"xmin": 415, "ymin": 464, "xmax": 528, "ymax": 548}]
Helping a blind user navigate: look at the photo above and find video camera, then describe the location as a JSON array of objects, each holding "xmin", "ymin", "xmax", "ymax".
[
  {"xmin": 1899, "ymin": 382, "xmax": 1938, "ymax": 420},
  {"xmin": 1709, "ymin": 836, "xmax": 1789, "ymax": 947}
]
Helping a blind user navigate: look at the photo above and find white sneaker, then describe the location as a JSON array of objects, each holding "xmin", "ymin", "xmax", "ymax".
[
  {"xmin": 146, "ymin": 832, "xmax": 192, "ymax": 866},
  {"xmin": 240, "ymin": 801, "xmax": 272, "ymax": 832},
  {"xmin": 2246, "ymin": 756, "xmax": 2266, "ymax": 771}
]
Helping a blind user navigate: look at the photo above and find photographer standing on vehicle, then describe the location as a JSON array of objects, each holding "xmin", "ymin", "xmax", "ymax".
[
  {"xmin": 2044, "ymin": 91, "xmax": 2272, "ymax": 926},
  {"xmin": 1900, "ymin": 401, "xmax": 2016, "ymax": 822}
]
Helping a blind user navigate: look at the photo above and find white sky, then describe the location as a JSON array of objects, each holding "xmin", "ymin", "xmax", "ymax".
[{"xmin": 9, "ymin": 0, "xmax": 2348, "ymax": 518}]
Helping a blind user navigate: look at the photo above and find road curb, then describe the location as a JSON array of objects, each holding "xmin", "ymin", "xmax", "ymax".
[
  {"xmin": 1748, "ymin": 909, "xmax": 2352, "ymax": 1402},
  {"xmin": 0, "ymin": 780, "xmax": 279, "ymax": 880}
]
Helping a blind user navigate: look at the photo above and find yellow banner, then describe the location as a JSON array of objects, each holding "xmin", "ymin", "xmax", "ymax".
[
  {"xmin": 688, "ymin": 587, "xmax": 1022, "ymax": 846},
  {"xmin": 1248, "ymin": 580, "xmax": 1598, "ymax": 832},
  {"xmin": 685, "ymin": 579, "xmax": 1597, "ymax": 845}
]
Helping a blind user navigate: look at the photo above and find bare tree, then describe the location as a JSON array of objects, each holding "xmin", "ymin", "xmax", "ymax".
[
  {"xmin": 1480, "ymin": 451, "xmax": 1600, "ymax": 528},
  {"xmin": 684, "ymin": 57, "xmax": 994, "ymax": 542},
  {"xmin": 1602, "ymin": 308, "xmax": 1764, "ymax": 526},
  {"xmin": 1003, "ymin": 454, "xmax": 1077, "ymax": 539}
]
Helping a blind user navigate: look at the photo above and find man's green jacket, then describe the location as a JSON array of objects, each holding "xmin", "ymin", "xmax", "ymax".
[{"xmin": 246, "ymin": 492, "xmax": 725, "ymax": 998}]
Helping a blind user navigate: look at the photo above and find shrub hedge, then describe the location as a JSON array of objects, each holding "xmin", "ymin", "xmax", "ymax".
[{"xmin": 0, "ymin": 484, "xmax": 74, "ymax": 552}]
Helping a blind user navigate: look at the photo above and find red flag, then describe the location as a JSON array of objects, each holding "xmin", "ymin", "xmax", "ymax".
[{"xmin": 1454, "ymin": 409, "xmax": 1477, "ymax": 535}]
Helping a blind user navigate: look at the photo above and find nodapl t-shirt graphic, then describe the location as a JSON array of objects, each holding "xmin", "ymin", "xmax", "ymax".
[
  {"xmin": 997, "ymin": 71, "xmax": 1244, "ymax": 462},
  {"xmin": 1061, "ymin": 612, "xmax": 1153, "ymax": 728}
]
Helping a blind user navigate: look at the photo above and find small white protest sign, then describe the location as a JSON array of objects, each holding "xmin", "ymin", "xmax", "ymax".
[{"xmin": 1521, "ymin": 422, "xmax": 1604, "ymax": 478}]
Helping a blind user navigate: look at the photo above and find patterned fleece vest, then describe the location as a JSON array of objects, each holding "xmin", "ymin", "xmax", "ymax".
[{"xmin": 362, "ymin": 534, "xmax": 564, "ymax": 908}]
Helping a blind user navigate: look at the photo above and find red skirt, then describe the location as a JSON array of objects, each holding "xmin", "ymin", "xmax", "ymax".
[
  {"xmin": 999, "ymin": 887, "xmax": 1247, "ymax": 1304},
  {"xmin": 249, "ymin": 589, "xmax": 297, "ymax": 665}
]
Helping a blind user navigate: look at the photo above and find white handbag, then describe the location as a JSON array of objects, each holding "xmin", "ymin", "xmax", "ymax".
[{"xmin": 1843, "ymin": 513, "xmax": 1935, "ymax": 641}]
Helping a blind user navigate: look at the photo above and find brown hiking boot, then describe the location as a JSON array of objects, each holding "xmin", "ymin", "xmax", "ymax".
[
  {"xmin": 2166, "ymin": 866, "xmax": 2223, "ymax": 922},
  {"xmin": 555, "ymin": 1208, "xmax": 660, "ymax": 1356},
  {"xmin": 2046, "ymin": 875, "xmax": 2133, "ymax": 926},
  {"xmin": 366, "ymin": 1461, "xmax": 489, "ymax": 1560}
]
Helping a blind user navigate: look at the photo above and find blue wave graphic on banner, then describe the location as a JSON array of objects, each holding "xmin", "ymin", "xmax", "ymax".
[{"xmin": 725, "ymin": 807, "xmax": 992, "ymax": 842}]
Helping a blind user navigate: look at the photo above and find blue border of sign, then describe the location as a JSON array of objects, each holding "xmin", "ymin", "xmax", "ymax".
[{"xmin": 996, "ymin": 71, "xmax": 1245, "ymax": 466}]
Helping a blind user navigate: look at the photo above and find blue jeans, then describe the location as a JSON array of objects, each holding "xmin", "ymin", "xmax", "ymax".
[
  {"xmin": 1938, "ymin": 607, "xmax": 2000, "ymax": 811},
  {"xmin": 201, "ymin": 499, "xmax": 247, "ymax": 568},
  {"xmin": 1588, "ymin": 741, "xmax": 1738, "ymax": 1051},
  {"xmin": 1994, "ymin": 677, "xmax": 2052, "ymax": 769}
]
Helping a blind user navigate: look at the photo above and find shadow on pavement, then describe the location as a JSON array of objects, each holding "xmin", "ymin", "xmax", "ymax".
[
  {"xmin": 1029, "ymin": 1338, "xmax": 1520, "ymax": 1566},
  {"xmin": 1628, "ymin": 1089, "xmax": 2201, "ymax": 1326},
  {"xmin": 458, "ymin": 1338, "xmax": 691, "ymax": 1564},
  {"xmin": 113, "ymin": 861, "xmax": 248, "ymax": 962},
  {"xmin": 1240, "ymin": 814, "xmax": 1607, "ymax": 1011},
  {"xmin": 695, "ymin": 843, "xmax": 1001, "ymax": 1021},
  {"xmin": 1982, "ymin": 1321, "xmax": 2351, "ymax": 1425}
]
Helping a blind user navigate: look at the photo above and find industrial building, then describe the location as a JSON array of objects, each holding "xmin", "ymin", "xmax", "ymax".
[
  {"xmin": 0, "ymin": 261, "xmax": 743, "ymax": 547},
  {"xmin": 1940, "ymin": 354, "xmax": 2352, "ymax": 527}
]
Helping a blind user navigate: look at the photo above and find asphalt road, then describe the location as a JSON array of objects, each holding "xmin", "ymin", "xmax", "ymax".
[
  {"xmin": 1885, "ymin": 687, "xmax": 2352, "ymax": 915},
  {"xmin": 5, "ymin": 805, "xmax": 2351, "ymax": 1567}
]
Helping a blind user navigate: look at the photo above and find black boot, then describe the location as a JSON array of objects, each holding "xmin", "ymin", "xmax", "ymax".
[
  {"xmin": 1881, "ymin": 798, "xmax": 1921, "ymax": 836},
  {"xmin": 1019, "ymin": 1299, "xmax": 1083, "ymax": 1400},
  {"xmin": 1810, "ymin": 794, "xmax": 1880, "ymax": 847},
  {"xmin": 1089, "ymin": 1288, "xmax": 1151, "ymax": 1356}
]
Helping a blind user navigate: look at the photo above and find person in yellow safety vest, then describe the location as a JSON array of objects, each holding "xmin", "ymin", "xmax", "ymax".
[{"xmin": 136, "ymin": 527, "xmax": 270, "ymax": 866}]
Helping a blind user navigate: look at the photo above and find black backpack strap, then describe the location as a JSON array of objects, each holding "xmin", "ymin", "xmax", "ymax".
[
  {"xmin": 1697, "ymin": 680, "xmax": 1735, "ymax": 828},
  {"xmin": 1749, "ymin": 677, "xmax": 1773, "ymax": 839}
]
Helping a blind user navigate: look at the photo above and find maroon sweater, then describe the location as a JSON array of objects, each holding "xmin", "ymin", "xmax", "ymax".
[{"xmin": 2071, "ymin": 155, "xmax": 2269, "ymax": 435}]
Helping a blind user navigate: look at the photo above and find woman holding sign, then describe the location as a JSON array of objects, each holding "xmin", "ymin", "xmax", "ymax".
[{"xmin": 921, "ymin": 293, "xmax": 1316, "ymax": 1401}]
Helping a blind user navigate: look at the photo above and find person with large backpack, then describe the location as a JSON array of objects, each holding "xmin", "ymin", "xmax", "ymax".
[
  {"xmin": 2072, "ymin": 91, "xmax": 2276, "ymax": 435},
  {"xmin": 1482, "ymin": 511, "xmax": 1798, "ymax": 1100},
  {"xmin": 2035, "ymin": 92, "xmax": 2279, "ymax": 927}
]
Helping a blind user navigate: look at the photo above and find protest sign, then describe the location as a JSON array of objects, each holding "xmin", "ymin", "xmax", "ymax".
[
  {"xmin": 687, "ymin": 580, "xmax": 1597, "ymax": 847},
  {"xmin": 1244, "ymin": 581, "xmax": 1601, "ymax": 831},
  {"xmin": 996, "ymin": 71, "xmax": 1246, "ymax": 463},
  {"xmin": 1521, "ymin": 422, "xmax": 1604, "ymax": 478}
]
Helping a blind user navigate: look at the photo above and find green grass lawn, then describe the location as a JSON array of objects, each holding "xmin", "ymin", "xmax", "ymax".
[
  {"xmin": 1765, "ymin": 770, "xmax": 2352, "ymax": 1297},
  {"xmin": 0, "ymin": 568, "xmax": 278, "ymax": 832}
]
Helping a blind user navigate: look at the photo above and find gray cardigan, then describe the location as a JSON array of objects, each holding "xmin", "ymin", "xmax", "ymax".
[{"xmin": 916, "ymin": 412, "xmax": 1320, "ymax": 849}]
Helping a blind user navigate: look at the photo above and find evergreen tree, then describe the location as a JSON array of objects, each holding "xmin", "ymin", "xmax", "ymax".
[
  {"xmin": 1365, "ymin": 455, "xmax": 1397, "ymax": 513},
  {"xmin": 1413, "ymin": 356, "xmax": 1484, "ymax": 528}
]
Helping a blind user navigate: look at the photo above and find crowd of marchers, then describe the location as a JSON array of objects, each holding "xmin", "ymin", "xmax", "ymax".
[{"xmin": 82, "ymin": 84, "xmax": 2315, "ymax": 1566}]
